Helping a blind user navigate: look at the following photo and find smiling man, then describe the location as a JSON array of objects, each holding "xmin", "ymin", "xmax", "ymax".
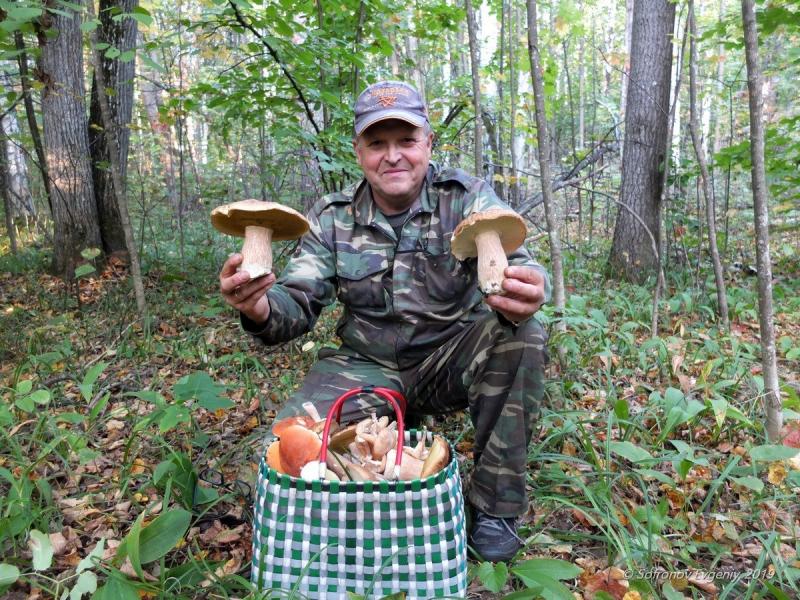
[{"xmin": 218, "ymin": 81, "xmax": 551, "ymax": 562}]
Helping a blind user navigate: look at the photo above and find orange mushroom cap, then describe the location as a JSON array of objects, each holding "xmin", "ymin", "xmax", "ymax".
[
  {"xmin": 272, "ymin": 415, "xmax": 317, "ymax": 437},
  {"xmin": 278, "ymin": 425, "xmax": 322, "ymax": 477},
  {"xmin": 266, "ymin": 440, "xmax": 285, "ymax": 474}
]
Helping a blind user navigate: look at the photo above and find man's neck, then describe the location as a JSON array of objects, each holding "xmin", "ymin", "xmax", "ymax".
[{"xmin": 371, "ymin": 186, "xmax": 424, "ymax": 215}]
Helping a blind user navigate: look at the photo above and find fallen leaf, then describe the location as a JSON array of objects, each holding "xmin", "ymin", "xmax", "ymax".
[
  {"xmin": 768, "ymin": 462, "xmax": 787, "ymax": 486},
  {"xmin": 580, "ymin": 566, "xmax": 629, "ymax": 600}
]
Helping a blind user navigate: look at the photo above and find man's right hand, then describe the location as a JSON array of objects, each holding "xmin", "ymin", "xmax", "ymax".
[{"xmin": 219, "ymin": 253, "xmax": 275, "ymax": 326}]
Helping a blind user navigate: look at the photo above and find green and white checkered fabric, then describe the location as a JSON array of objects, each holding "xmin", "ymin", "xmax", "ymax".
[{"xmin": 252, "ymin": 431, "xmax": 467, "ymax": 599}]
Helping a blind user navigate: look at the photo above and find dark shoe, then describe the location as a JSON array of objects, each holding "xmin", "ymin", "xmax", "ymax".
[{"xmin": 468, "ymin": 509, "xmax": 523, "ymax": 562}]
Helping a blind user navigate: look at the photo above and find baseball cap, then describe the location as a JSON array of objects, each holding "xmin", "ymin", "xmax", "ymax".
[{"xmin": 354, "ymin": 80, "xmax": 429, "ymax": 136}]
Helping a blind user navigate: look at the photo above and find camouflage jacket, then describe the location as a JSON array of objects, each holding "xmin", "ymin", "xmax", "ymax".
[{"xmin": 243, "ymin": 164, "xmax": 551, "ymax": 370}]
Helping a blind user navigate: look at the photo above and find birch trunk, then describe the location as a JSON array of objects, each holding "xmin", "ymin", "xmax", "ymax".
[{"xmin": 1, "ymin": 119, "xmax": 17, "ymax": 254}]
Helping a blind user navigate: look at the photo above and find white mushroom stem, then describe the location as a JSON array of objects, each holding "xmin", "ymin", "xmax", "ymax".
[
  {"xmin": 474, "ymin": 229, "xmax": 509, "ymax": 296},
  {"xmin": 240, "ymin": 225, "xmax": 274, "ymax": 279}
]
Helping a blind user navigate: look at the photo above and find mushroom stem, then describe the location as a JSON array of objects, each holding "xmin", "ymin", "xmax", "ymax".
[
  {"xmin": 240, "ymin": 225, "xmax": 274, "ymax": 279},
  {"xmin": 474, "ymin": 229, "xmax": 508, "ymax": 295}
]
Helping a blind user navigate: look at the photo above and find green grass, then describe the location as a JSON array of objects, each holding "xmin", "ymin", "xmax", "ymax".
[{"xmin": 1, "ymin": 212, "xmax": 799, "ymax": 599}]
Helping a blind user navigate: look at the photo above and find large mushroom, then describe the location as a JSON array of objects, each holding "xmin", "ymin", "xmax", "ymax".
[
  {"xmin": 451, "ymin": 209, "xmax": 527, "ymax": 296},
  {"xmin": 211, "ymin": 199, "xmax": 310, "ymax": 280}
]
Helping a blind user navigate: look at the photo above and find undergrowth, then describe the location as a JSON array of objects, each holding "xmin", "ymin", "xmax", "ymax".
[{"xmin": 0, "ymin": 210, "xmax": 798, "ymax": 599}]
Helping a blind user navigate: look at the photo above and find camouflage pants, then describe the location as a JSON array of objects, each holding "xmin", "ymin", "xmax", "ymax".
[{"xmin": 272, "ymin": 312, "xmax": 547, "ymax": 517}]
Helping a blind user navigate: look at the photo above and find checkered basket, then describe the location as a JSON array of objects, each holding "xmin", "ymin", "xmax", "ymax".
[{"xmin": 251, "ymin": 387, "xmax": 468, "ymax": 599}]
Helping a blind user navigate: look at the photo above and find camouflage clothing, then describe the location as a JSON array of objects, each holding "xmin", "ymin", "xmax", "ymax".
[{"xmin": 243, "ymin": 163, "xmax": 550, "ymax": 517}]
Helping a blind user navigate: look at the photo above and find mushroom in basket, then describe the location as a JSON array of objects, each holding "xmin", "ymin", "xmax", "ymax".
[{"xmin": 265, "ymin": 413, "xmax": 450, "ymax": 482}]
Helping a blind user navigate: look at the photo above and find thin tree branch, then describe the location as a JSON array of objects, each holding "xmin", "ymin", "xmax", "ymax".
[{"xmin": 227, "ymin": 1, "xmax": 330, "ymax": 192}]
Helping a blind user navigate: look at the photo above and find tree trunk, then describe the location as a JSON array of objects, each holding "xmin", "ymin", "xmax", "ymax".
[
  {"xmin": 89, "ymin": 0, "xmax": 138, "ymax": 259},
  {"xmin": 139, "ymin": 57, "xmax": 179, "ymax": 214},
  {"xmin": 1, "ymin": 119, "xmax": 18, "ymax": 255},
  {"xmin": 619, "ymin": 0, "xmax": 634, "ymax": 127},
  {"xmin": 39, "ymin": 0, "xmax": 103, "ymax": 277},
  {"xmin": 509, "ymin": 4, "xmax": 521, "ymax": 206},
  {"xmin": 0, "ymin": 75, "xmax": 33, "ymax": 218},
  {"xmin": 578, "ymin": 33, "xmax": 585, "ymax": 150},
  {"xmin": 741, "ymin": 0, "xmax": 781, "ymax": 442},
  {"xmin": 465, "ymin": 0, "xmax": 483, "ymax": 176},
  {"xmin": 527, "ymin": 0, "xmax": 566, "ymax": 360},
  {"xmin": 15, "ymin": 31, "xmax": 51, "ymax": 215},
  {"xmin": 87, "ymin": 0, "xmax": 147, "ymax": 319},
  {"xmin": 495, "ymin": 0, "xmax": 506, "ymax": 199},
  {"xmin": 607, "ymin": 0, "xmax": 675, "ymax": 283},
  {"xmin": 688, "ymin": 0, "xmax": 729, "ymax": 330},
  {"xmin": 709, "ymin": 0, "xmax": 727, "ymax": 258}
]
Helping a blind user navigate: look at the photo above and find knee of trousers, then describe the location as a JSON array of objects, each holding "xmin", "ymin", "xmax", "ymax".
[{"xmin": 512, "ymin": 318, "xmax": 548, "ymax": 363}]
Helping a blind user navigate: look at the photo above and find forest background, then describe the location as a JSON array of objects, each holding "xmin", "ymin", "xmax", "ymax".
[{"xmin": 0, "ymin": 0, "xmax": 799, "ymax": 598}]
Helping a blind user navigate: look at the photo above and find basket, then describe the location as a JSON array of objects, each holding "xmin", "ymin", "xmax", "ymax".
[{"xmin": 251, "ymin": 386, "xmax": 468, "ymax": 599}]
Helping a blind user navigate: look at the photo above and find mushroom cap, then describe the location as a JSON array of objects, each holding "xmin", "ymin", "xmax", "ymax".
[
  {"xmin": 266, "ymin": 440, "xmax": 285, "ymax": 474},
  {"xmin": 450, "ymin": 209, "xmax": 527, "ymax": 260},
  {"xmin": 278, "ymin": 425, "xmax": 322, "ymax": 478},
  {"xmin": 272, "ymin": 415, "xmax": 317, "ymax": 437},
  {"xmin": 211, "ymin": 199, "xmax": 310, "ymax": 240},
  {"xmin": 420, "ymin": 436, "xmax": 450, "ymax": 478}
]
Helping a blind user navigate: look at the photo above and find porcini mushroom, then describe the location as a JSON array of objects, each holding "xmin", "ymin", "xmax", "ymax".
[
  {"xmin": 211, "ymin": 199, "xmax": 310, "ymax": 280},
  {"xmin": 451, "ymin": 209, "xmax": 527, "ymax": 295}
]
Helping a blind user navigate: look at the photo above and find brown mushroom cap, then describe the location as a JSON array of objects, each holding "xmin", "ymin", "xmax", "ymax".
[
  {"xmin": 420, "ymin": 436, "xmax": 450, "ymax": 478},
  {"xmin": 211, "ymin": 199, "xmax": 310, "ymax": 240},
  {"xmin": 450, "ymin": 209, "xmax": 527, "ymax": 260}
]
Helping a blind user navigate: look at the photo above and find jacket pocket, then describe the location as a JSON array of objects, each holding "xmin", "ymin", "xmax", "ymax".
[
  {"xmin": 336, "ymin": 250, "xmax": 387, "ymax": 308},
  {"xmin": 413, "ymin": 242, "xmax": 472, "ymax": 303}
]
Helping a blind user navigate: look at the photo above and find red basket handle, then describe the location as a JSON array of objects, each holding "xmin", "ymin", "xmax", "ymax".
[{"xmin": 318, "ymin": 386, "xmax": 406, "ymax": 480}]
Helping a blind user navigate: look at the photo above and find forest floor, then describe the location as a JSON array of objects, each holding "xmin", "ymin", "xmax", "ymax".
[{"xmin": 1, "ymin": 216, "xmax": 799, "ymax": 599}]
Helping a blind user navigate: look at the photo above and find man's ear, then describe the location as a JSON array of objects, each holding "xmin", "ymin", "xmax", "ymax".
[{"xmin": 353, "ymin": 137, "xmax": 363, "ymax": 165}]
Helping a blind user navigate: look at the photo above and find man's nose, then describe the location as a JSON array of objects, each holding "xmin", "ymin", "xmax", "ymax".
[{"xmin": 385, "ymin": 143, "xmax": 401, "ymax": 163}]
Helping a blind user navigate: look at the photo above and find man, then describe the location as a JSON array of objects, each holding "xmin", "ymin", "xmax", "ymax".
[{"xmin": 219, "ymin": 81, "xmax": 550, "ymax": 562}]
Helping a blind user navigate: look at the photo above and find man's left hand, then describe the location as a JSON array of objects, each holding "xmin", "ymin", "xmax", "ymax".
[{"xmin": 484, "ymin": 266, "xmax": 546, "ymax": 324}]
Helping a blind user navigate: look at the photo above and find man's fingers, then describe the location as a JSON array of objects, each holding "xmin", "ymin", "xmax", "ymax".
[
  {"xmin": 230, "ymin": 274, "xmax": 272, "ymax": 299},
  {"xmin": 501, "ymin": 277, "xmax": 544, "ymax": 305},
  {"xmin": 486, "ymin": 293, "xmax": 538, "ymax": 318},
  {"xmin": 505, "ymin": 265, "xmax": 543, "ymax": 285},
  {"xmin": 220, "ymin": 253, "xmax": 243, "ymax": 280}
]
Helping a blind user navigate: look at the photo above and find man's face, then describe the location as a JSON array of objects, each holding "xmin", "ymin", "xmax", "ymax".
[{"xmin": 353, "ymin": 119, "xmax": 433, "ymax": 214}]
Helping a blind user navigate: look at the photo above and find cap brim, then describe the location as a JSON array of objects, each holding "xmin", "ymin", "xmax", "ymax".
[{"xmin": 355, "ymin": 110, "xmax": 427, "ymax": 136}]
